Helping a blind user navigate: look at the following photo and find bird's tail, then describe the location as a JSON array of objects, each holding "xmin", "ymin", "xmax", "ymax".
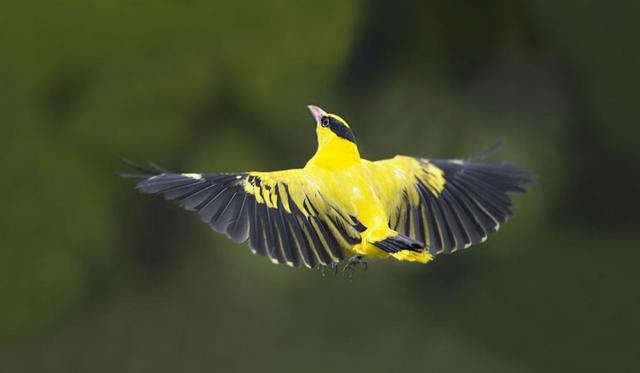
[
  {"xmin": 373, "ymin": 234, "xmax": 424, "ymax": 253},
  {"xmin": 372, "ymin": 234, "xmax": 432, "ymax": 263}
]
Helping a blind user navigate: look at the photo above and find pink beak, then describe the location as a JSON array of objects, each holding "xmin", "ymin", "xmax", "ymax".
[{"xmin": 307, "ymin": 105, "xmax": 327, "ymax": 123}]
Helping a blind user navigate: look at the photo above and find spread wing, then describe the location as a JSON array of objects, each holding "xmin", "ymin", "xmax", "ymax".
[
  {"xmin": 372, "ymin": 156, "xmax": 534, "ymax": 255},
  {"xmin": 122, "ymin": 162, "xmax": 364, "ymax": 268}
]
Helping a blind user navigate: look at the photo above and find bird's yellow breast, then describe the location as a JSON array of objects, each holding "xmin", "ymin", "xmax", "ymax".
[{"xmin": 303, "ymin": 163, "xmax": 382, "ymax": 224}]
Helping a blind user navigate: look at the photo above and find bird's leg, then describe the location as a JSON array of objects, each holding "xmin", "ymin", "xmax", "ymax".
[
  {"xmin": 343, "ymin": 255, "xmax": 368, "ymax": 279},
  {"xmin": 330, "ymin": 261, "xmax": 339, "ymax": 274},
  {"xmin": 320, "ymin": 262, "xmax": 339, "ymax": 277}
]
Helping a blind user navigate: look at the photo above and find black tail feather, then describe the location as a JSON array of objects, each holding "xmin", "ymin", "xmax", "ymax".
[{"xmin": 373, "ymin": 234, "xmax": 425, "ymax": 253}]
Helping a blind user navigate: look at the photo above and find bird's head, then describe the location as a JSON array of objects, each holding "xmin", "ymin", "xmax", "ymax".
[
  {"xmin": 307, "ymin": 105, "xmax": 360, "ymax": 166},
  {"xmin": 308, "ymin": 104, "xmax": 357, "ymax": 145}
]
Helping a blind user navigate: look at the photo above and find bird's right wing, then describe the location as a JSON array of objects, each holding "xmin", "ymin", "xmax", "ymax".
[{"xmin": 122, "ymin": 164, "xmax": 364, "ymax": 268}]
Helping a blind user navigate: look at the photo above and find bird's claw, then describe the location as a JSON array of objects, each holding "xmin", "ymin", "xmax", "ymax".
[{"xmin": 343, "ymin": 255, "xmax": 367, "ymax": 280}]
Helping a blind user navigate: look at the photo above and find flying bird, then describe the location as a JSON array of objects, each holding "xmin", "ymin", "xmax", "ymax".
[{"xmin": 122, "ymin": 105, "xmax": 534, "ymax": 276}]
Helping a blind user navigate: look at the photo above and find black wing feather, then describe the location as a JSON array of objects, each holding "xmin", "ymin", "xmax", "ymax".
[
  {"xmin": 126, "ymin": 168, "xmax": 359, "ymax": 268},
  {"xmin": 227, "ymin": 194, "xmax": 250, "ymax": 243},
  {"xmin": 396, "ymin": 159, "xmax": 533, "ymax": 256}
]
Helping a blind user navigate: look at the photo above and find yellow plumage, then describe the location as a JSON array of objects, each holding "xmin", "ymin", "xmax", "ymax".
[{"xmin": 125, "ymin": 105, "xmax": 534, "ymax": 272}]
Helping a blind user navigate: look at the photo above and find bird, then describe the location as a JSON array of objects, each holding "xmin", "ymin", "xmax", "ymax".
[{"xmin": 122, "ymin": 105, "xmax": 534, "ymax": 276}]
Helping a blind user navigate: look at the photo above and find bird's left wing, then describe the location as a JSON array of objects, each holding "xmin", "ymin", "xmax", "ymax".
[
  {"xmin": 371, "ymin": 155, "xmax": 534, "ymax": 256},
  {"xmin": 122, "ymin": 164, "xmax": 363, "ymax": 268}
]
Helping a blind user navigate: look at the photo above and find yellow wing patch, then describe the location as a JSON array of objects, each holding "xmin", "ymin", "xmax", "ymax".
[
  {"xmin": 419, "ymin": 162, "xmax": 446, "ymax": 196},
  {"xmin": 369, "ymin": 156, "xmax": 446, "ymax": 210},
  {"xmin": 245, "ymin": 170, "xmax": 321, "ymax": 217}
]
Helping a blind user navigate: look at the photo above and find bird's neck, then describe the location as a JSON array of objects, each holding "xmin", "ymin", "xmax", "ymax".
[{"xmin": 306, "ymin": 138, "xmax": 361, "ymax": 169}]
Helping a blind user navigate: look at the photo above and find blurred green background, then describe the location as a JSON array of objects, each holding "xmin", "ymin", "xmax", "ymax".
[{"xmin": 1, "ymin": 0, "xmax": 638, "ymax": 371}]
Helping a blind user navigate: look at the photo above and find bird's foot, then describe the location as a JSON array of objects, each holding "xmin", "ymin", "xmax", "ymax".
[
  {"xmin": 343, "ymin": 255, "xmax": 367, "ymax": 280},
  {"xmin": 320, "ymin": 262, "xmax": 339, "ymax": 277}
]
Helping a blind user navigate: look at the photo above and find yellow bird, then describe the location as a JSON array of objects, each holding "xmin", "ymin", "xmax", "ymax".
[{"xmin": 123, "ymin": 105, "xmax": 534, "ymax": 275}]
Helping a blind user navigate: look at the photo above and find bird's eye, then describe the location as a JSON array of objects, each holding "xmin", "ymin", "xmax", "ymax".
[{"xmin": 320, "ymin": 117, "xmax": 330, "ymax": 127}]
